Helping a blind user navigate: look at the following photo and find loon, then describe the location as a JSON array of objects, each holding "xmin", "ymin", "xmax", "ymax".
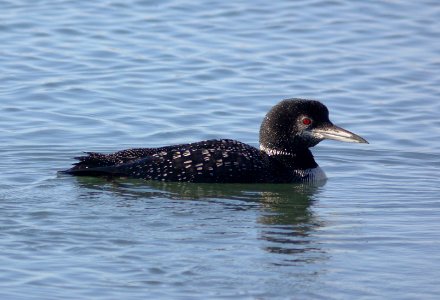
[{"xmin": 62, "ymin": 99, "xmax": 368, "ymax": 183}]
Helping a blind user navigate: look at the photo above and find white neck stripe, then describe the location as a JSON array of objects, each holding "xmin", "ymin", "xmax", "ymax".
[{"xmin": 260, "ymin": 145, "xmax": 293, "ymax": 156}]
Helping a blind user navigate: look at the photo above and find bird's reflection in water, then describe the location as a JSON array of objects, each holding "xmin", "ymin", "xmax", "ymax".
[
  {"xmin": 72, "ymin": 176, "xmax": 327, "ymax": 265},
  {"xmin": 257, "ymin": 184, "xmax": 326, "ymax": 265}
]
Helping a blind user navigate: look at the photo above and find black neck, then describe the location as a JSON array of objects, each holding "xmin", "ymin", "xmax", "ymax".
[{"xmin": 263, "ymin": 147, "xmax": 318, "ymax": 170}]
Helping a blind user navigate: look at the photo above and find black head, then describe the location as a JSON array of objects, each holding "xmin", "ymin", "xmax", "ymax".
[{"xmin": 259, "ymin": 98, "xmax": 368, "ymax": 155}]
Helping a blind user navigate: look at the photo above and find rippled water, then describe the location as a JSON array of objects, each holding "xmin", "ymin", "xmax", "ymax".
[{"xmin": 1, "ymin": 0, "xmax": 440, "ymax": 299}]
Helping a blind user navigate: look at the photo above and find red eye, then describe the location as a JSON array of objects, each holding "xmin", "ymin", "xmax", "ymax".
[{"xmin": 302, "ymin": 118, "xmax": 312, "ymax": 125}]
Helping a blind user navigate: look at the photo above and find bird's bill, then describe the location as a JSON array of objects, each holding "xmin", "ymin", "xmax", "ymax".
[{"xmin": 311, "ymin": 124, "xmax": 368, "ymax": 144}]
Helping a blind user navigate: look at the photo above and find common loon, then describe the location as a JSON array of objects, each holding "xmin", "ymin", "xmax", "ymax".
[{"xmin": 62, "ymin": 99, "xmax": 368, "ymax": 183}]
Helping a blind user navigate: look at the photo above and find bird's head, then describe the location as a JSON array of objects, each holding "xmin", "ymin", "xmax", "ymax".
[{"xmin": 259, "ymin": 99, "xmax": 368, "ymax": 155}]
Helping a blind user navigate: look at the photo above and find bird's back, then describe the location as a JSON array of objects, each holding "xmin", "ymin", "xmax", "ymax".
[{"xmin": 63, "ymin": 139, "xmax": 272, "ymax": 183}]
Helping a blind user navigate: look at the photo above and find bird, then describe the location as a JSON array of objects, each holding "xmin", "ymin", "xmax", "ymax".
[{"xmin": 62, "ymin": 98, "xmax": 368, "ymax": 183}]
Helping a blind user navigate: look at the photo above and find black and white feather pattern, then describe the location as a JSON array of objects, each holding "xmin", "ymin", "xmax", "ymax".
[{"xmin": 65, "ymin": 139, "xmax": 275, "ymax": 183}]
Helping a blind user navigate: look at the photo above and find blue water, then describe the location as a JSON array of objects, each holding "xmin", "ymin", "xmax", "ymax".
[{"xmin": 1, "ymin": 0, "xmax": 440, "ymax": 299}]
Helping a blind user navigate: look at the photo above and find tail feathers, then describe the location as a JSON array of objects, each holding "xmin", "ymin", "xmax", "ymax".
[
  {"xmin": 61, "ymin": 151, "xmax": 137, "ymax": 177},
  {"xmin": 60, "ymin": 165, "xmax": 127, "ymax": 177},
  {"xmin": 73, "ymin": 152, "xmax": 118, "ymax": 168},
  {"xmin": 62, "ymin": 148, "xmax": 160, "ymax": 178}
]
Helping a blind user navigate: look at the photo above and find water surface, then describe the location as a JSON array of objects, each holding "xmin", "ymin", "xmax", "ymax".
[{"xmin": 1, "ymin": 0, "xmax": 440, "ymax": 299}]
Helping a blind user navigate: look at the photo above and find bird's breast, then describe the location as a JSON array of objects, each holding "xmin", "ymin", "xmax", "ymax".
[{"xmin": 292, "ymin": 166, "xmax": 327, "ymax": 183}]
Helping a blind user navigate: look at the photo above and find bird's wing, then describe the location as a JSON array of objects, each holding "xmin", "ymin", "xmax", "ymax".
[{"xmin": 63, "ymin": 140, "xmax": 269, "ymax": 183}]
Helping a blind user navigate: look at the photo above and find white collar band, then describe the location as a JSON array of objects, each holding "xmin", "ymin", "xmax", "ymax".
[{"xmin": 260, "ymin": 145, "xmax": 293, "ymax": 156}]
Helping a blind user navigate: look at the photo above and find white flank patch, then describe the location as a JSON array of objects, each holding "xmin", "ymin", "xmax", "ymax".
[{"xmin": 293, "ymin": 167, "xmax": 327, "ymax": 182}]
